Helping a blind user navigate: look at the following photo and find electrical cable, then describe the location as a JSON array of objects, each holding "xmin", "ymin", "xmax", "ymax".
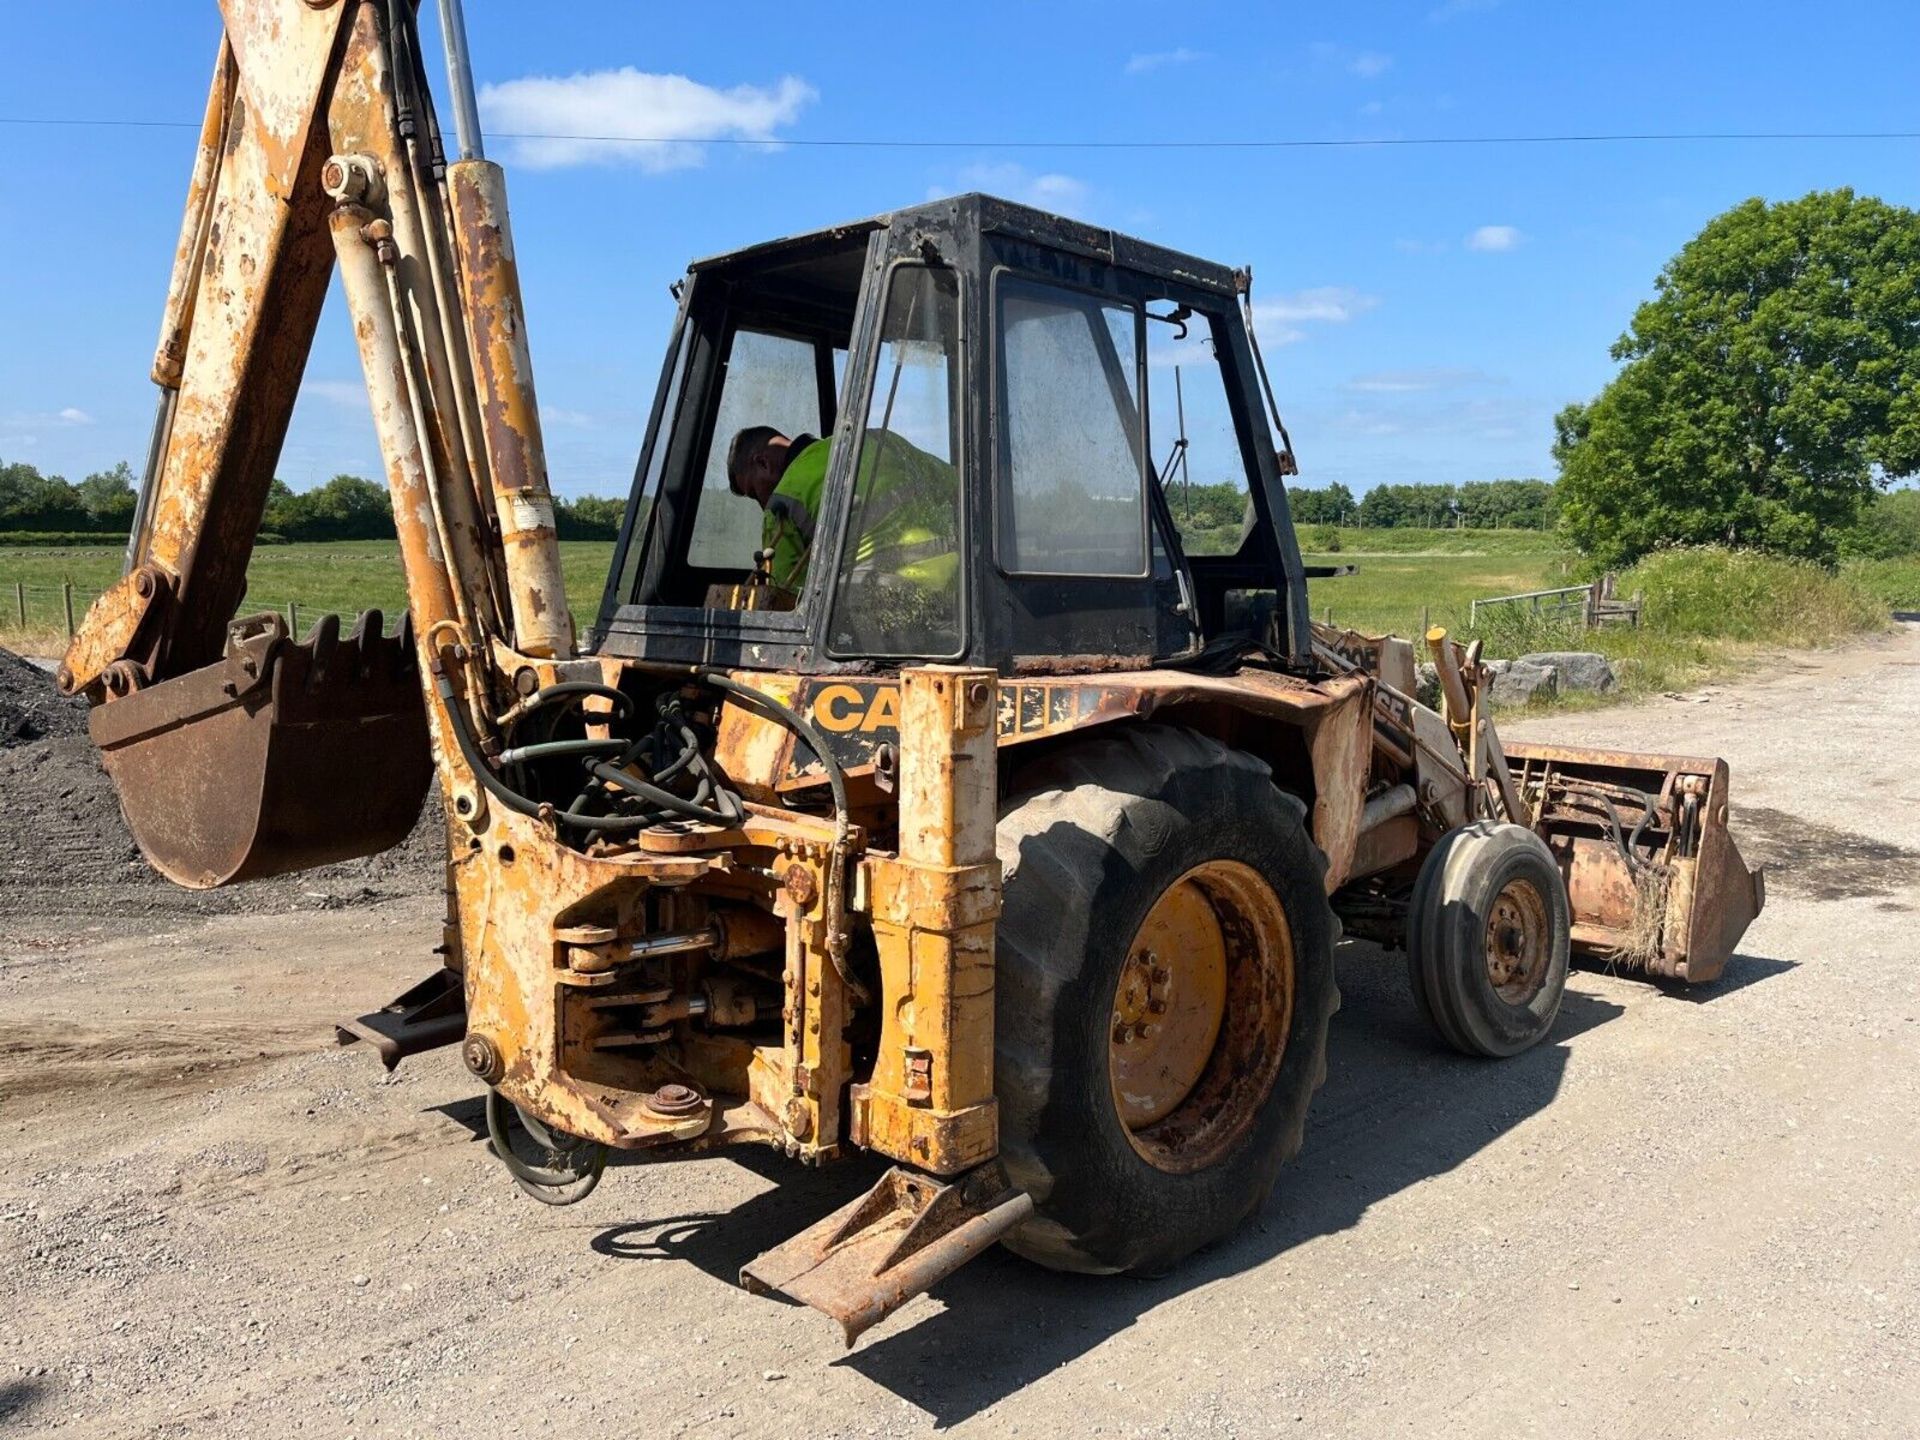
[{"xmin": 5, "ymin": 116, "xmax": 1914, "ymax": 149}]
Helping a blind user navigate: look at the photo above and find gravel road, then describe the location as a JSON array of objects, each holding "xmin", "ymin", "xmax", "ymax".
[{"xmin": 3, "ymin": 627, "xmax": 1916, "ymax": 1439}]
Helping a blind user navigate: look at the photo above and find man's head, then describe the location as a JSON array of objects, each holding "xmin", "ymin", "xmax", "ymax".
[{"xmin": 726, "ymin": 425, "xmax": 790, "ymax": 507}]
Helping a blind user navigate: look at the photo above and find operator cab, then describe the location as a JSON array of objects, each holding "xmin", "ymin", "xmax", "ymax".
[{"xmin": 593, "ymin": 193, "xmax": 1313, "ymax": 675}]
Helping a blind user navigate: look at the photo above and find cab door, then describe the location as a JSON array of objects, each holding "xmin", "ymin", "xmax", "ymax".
[{"xmin": 985, "ymin": 251, "xmax": 1199, "ymax": 666}]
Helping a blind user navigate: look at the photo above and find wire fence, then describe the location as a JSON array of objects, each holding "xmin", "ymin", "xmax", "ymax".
[
  {"xmin": 0, "ymin": 574, "xmax": 1476, "ymax": 654},
  {"xmin": 0, "ymin": 579, "xmax": 353, "ymax": 644}
]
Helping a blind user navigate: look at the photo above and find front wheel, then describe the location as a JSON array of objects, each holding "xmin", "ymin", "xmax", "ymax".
[
  {"xmin": 993, "ymin": 725, "xmax": 1339, "ymax": 1275},
  {"xmin": 1406, "ymin": 822, "xmax": 1570, "ymax": 1058}
]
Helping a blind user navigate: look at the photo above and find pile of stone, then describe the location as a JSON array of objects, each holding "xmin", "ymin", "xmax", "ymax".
[{"xmin": 1414, "ymin": 650, "xmax": 1618, "ymax": 710}]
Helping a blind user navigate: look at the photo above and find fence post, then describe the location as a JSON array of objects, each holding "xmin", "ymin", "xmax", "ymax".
[
  {"xmin": 13, "ymin": 581, "xmax": 23, "ymax": 628},
  {"xmin": 1423, "ymin": 603, "xmax": 1432, "ymax": 636},
  {"xmin": 1323, "ymin": 604, "xmax": 1333, "ymax": 626},
  {"xmin": 63, "ymin": 582, "xmax": 75, "ymax": 637},
  {"xmin": 287, "ymin": 601, "xmax": 299, "ymax": 636}
]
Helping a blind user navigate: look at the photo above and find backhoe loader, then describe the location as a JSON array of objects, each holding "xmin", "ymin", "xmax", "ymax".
[{"xmin": 59, "ymin": 0, "xmax": 1764, "ymax": 1344}]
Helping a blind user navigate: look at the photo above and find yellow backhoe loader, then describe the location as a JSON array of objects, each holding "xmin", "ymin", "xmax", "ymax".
[{"xmin": 60, "ymin": 0, "xmax": 1764, "ymax": 1344}]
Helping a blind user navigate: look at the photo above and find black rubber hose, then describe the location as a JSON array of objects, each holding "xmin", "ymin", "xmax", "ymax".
[
  {"xmin": 523, "ymin": 681, "xmax": 636, "ymax": 716},
  {"xmin": 495, "ymin": 737, "xmax": 626, "ymax": 766},
  {"xmin": 694, "ymin": 667, "xmax": 871, "ymax": 1005},
  {"xmin": 436, "ymin": 672, "xmax": 669, "ymax": 832},
  {"xmin": 588, "ymin": 760, "xmax": 741, "ymax": 827},
  {"xmin": 693, "ymin": 668, "xmax": 849, "ymax": 825},
  {"xmin": 484, "ymin": 1089, "xmax": 607, "ymax": 1205}
]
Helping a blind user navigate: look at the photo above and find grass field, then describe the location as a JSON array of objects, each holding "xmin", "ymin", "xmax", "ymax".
[
  {"xmin": 0, "ymin": 540, "xmax": 620, "ymax": 652},
  {"xmin": 0, "ymin": 532, "xmax": 1897, "ymax": 712},
  {"xmin": 0, "ymin": 530, "xmax": 1576, "ymax": 653}
]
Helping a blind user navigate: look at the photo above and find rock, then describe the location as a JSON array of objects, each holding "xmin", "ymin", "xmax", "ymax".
[
  {"xmin": 1516, "ymin": 651, "xmax": 1617, "ymax": 694},
  {"xmin": 1490, "ymin": 661, "xmax": 1558, "ymax": 707},
  {"xmin": 1414, "ymin": 663, "xmax": 1441, "ymax": 710}
]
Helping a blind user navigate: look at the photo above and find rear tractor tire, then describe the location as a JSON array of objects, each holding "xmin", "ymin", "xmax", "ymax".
[
  {"xmin": 1406, "ymin": 822, "xmax": 1570, "ymax": 1058},
  {"xmin": 993, "ymin": 725, "xmax": 1339, "ymax": 1276}
]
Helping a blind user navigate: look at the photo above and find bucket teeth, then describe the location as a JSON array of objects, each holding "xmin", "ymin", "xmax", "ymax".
[{"xmin": 90, "ymin": 610, "xmax": 433, "ymax": 888}]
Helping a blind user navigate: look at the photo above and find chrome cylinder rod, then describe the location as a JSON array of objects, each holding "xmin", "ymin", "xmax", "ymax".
[{"xmin": 434, "ymin": 0, "xmax": 486, "ymax": 161}]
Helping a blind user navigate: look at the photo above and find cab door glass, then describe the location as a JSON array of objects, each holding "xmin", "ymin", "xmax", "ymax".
[
  {"xmin": 827, "ymin": 265, "xmax": 964, "ymax": 657},
  {"xmin": 1145, "ymin": 309, "xmax": 1254, "ymax": 557},
  {"xmin": 686, "ymin": 329, "xmax": 822, "ymax": 569},
  {"xmin": 996, "ymin": 280, "xmax": 1147, "ymax": 576}
]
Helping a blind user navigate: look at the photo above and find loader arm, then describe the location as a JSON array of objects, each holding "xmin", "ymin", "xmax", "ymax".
[{"xmin": 57, "ymin": 0, "xmax": 570, "ymax": 885}]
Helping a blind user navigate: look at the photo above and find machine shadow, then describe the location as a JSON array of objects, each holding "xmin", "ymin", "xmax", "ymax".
[
  {"xmin": 1643, "ymin": 951, "xmax": 1795, "ymax": 1002},
  {"xmin": 429, "ymin": 1096, "xmax": 891, "ymax": 1278},
  {"xmin": 0, "ymin": 1378, "xmax": 47, "ymax": 1426},
  {"xmin": 439, "ymin": 935, "xmax": 1734, "ymax": 1428},
  {"xmin": 834, "ymin": 941, "xmax": 1624, "ymax": 1425}
]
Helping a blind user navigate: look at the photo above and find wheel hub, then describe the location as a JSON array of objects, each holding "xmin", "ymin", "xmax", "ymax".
[
  {"xmin": 1108, "ymin": 860, "xmax": 1295, "ymax": 1173},
  {"xmin": 1485, "ymin": 878, "xmax": 1551, "ymax": 1004}
]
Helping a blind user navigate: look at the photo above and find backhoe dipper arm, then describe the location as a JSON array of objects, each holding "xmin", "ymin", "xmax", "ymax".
[{"xmin": 57, "ymin": 0, "xmax": 572, "ymax": 887}]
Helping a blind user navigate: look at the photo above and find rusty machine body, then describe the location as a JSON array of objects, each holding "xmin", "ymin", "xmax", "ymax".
[{"xmin": 63, "ymin": 0, "xmax": 1764, "ymax": 1344}]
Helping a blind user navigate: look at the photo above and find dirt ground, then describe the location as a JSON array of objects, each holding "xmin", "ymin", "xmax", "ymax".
[{"xmin": 3, "ymin": 628, "xmax": 1917, "ymax": 1439}]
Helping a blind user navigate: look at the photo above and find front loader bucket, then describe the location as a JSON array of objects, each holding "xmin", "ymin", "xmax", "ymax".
[
  {"xmin": 89, "ymin": 611, "xmax": 432, "ymax": 888},
  {"xmin": 1507, "ymin": 743, "xmax": 1765, "ymax": 984}
]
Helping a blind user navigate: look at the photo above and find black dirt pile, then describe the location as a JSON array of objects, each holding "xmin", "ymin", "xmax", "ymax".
[
  {"xmin": 1, "ymin": 646, "xmax": 443, "ymax": 926},
  {"xmin": 0, "ymin": 647, "xmax": 88, "ymax": 746}
]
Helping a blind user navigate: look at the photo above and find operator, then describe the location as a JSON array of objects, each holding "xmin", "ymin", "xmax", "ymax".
[{"xmin": 724, "ymin": 425, "xmax": 959, "ymax": 602}]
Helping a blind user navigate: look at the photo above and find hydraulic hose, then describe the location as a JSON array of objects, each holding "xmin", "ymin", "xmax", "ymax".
[
  {"xmin": 694, "ymin": 667, "xmax": 868, "ymax": 1006},
  {"xmin": 484, "ymin": 1088, "xmax": 606, "ymax": 1205},
  {"xmin": 435, "ymin": 667, "xmax": 674, "ymax": 831}
]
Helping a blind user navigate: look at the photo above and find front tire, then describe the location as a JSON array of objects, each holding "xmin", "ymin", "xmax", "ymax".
[
  {"xmin": 1406, "ymin": 822, "xmax": 1570, "ymax": 1058},
  {"xmin": 993, "ymin": 725, "xmax": 1339, "ymax": 1275}
]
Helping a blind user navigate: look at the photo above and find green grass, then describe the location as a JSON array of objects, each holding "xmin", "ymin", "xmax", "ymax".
[
  {"xmin": 1304, "ymin": 537, "xmax": 1575, "ymax": 637},
  {"xmin": 0, "ymin": 540, "xmax": 618, "ymax": 652},
  {"xmin": 1843, "ymin": 555, "xmax": 1920, "ymax": 611},
  {"xmin": 1456, "ymin": 547, "xmax": 1893, "ymax": 705},
  {"xmin": 0, "ymin": 537, "xmax": 1900, "ymax": 717}
]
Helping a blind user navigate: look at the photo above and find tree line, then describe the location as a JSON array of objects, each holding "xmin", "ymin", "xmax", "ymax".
[
  {"xmin": 1165, "ymin": 476, "xmax": 1558, "ymax": 532},
  {"xmin": 8, "ymin": 458, "xmax": 1565, "ymax": 546},
  {"xmin": 0, "ymin": 462, "xmax": 629, "ymax": 541}
]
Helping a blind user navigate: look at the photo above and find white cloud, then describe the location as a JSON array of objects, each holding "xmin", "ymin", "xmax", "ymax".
[
  {"xmin": 1, "ymin": 406, "xmax": 94, "ymax": 431},
  {"xmin": 301, "ymin": 380, "xmax": 369, "ymax": 408},
  {"xmin": 1124, "ymin": 47, "xmax": 1206, "ymax": 76},
  {"xmin": 541, "ymin": 407, "xmax": 598, "ymax": 429},
  {"xmin": 937, "ymin": 163, "xmax": 1093, "ymax": 220},
  {"xmin": 1345, "ymin": 367, "xmax": 1495, "ymax": 393},
  {"xmin": 479, "ymin": 69, "xmax": 817, "ymax": 171},
  {"xmin": 1257, "ymin": 286, "xmax": 1381, "ymax": 326},
  {"xmin": 1309, "ymin": 42, "xmax": 1394, "ymax": 79},
  {"xmin": 1466, "ymin": 224, "xmax": 1524, "ymax": 252}
]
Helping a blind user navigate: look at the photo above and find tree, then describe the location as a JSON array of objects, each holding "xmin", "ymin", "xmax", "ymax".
[
  {"xmin": 0, "ymin": 460, "xmax": 85, "ymax": 531},
  {"xmin": 555, "ymin": 494, "xmax": 627, "ymax": 539},
  {"xmin": 1289, "ymin": 483, "xmax": 1355, "ymax": 526},
  {"xmin": 263, "ymin": 473, "xmax": 393, "ymax": 540},
  {"xmin": 1555, "ymin": 189, "xmax": 1920, "ymax": 567},
  {"xmin": 76, "ymin": 462, "xmax": 138, "ymax": 530}
]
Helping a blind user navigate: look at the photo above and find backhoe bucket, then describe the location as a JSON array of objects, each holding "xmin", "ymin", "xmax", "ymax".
[
  {"xmin": 90, "ymin": 611, "xmax": 432, "ymax": 889},
  {"xmin": 1507, "ymin": 743, "xmax": 1765, "ymax": 984}
]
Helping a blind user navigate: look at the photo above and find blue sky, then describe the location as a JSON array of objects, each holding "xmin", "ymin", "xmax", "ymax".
[{"xmin": 2, "ymin": 0, "xmax": 1915, "ymax": 501}]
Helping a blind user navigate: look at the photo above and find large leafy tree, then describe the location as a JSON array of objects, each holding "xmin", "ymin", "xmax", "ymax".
[{"xmin": 1555, "ymin": 189, "xmax": 1920, "ymax": 567}]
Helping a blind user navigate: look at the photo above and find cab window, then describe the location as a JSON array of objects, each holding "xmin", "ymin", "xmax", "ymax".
[
  {"xmin": 686, "ymin": 328, "xmax": 826, "ymax": 569},
  {"xmin": 995, "ymin": 279, "xmax": 1147, "ymax": 577},
  {"xmin": 826, "ymin": 265, "xmax": 964, "ymax": 658}
]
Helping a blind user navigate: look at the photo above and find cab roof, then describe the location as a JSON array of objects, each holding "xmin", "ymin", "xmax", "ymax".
[{"xmin": 686, "ymin": 192, "xmax": 1243, "ymax": 299}]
